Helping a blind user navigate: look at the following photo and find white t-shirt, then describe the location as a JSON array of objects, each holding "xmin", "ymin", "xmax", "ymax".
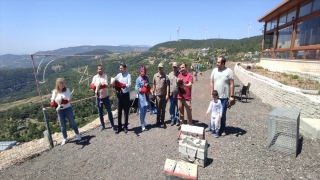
[
  {"xmin": 206, "ymin": 99, "xmax": 223, "ymax": 116},
  {"xmin": 210, "ymin": 67, "xmax": 234, "ymax": 99}
]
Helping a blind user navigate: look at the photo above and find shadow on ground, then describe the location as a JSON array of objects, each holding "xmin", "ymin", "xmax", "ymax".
[
  {"xmin": 297, "ymin": 135, "xmax": 303, "ymax": 157},
  {"xmin": 224, "ymin": 126, "xmax": 247, "ymax": 136},
  {"xmin": 70, "ymin": 135, "xmax": 96, "ymax": 149}
]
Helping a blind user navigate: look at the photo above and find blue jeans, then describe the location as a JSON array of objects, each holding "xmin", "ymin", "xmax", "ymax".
[
  {"xmin": 219, "ymin": 98, "xmax": 228, "ymax": 133},
  {"xmin": 169, "ymin": 96, "xmax": 179, "ymax": 122},
  {"xmin": 58, "ymin": 106, "xmax": 79, "ymax": 139},
  {"xmin": 96, "ymin": 96, "xmax": 114, "ymax": 128},
  {"xmin": 139, "ymin": 105, "xmax": 147, "ymax": 125}
]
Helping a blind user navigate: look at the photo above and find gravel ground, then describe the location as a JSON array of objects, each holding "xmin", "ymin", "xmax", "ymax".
[{"xmin": 1, "ymin": 63, "xmax": 320, "ymax": 179}]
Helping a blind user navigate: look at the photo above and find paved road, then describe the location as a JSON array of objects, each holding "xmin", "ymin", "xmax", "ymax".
[{"xmin": 1, "ymin": 64, "xmax": 320, "ymax": 179}]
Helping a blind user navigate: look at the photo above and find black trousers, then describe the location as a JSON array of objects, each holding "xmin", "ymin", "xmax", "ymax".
[{"xmin": 116, "ymin": 91, "xmax": 130, "ymax": 129}]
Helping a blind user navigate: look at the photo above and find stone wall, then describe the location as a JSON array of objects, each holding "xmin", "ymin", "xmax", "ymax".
[{"xmin": 234, "ymin": 63, "xmax": 320, "ymax": 119}]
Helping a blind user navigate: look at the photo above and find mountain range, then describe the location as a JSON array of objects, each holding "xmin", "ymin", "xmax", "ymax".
[{"xmin": 0, "ymin": 45, "xmax": 151, "ymax": 69}]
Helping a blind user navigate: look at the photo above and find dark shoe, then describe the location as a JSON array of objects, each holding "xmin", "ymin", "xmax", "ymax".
[
  {"xmin": 115, "ymin": 129, "xmax": 122, "ymax": 134},
  {"xmin": 170, "ymin": 121, "xmax": 175, "ymax": 126},
  {"xmin": 123, "ymin": 128, "xmax": 128, "ymax": 134},
  {"xmin": 176, "ymin": 121, "xmax": 180, "ymax": 126},
  {"xmin": 112, "ymin": 127, "xmax": 117, "ymax": 132},
  {"xmin": 161, "ymin": 123, "xmax": 166, "ymax": 129},
  {"xmin": 101, "ymin": 126, "xmax": 106, "ymax": 131}
]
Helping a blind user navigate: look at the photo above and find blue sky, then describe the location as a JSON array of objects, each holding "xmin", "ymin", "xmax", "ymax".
[{"xmin": 0, "ymin": 0, "xmax": 283, "ymax": 55}]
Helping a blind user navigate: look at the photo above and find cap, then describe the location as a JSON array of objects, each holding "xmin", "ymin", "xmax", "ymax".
[
  {"xmin": 172, "ymin": 62, "xmax": 178, "ymax": 67},
  {"xmin": 158, "ymin": 63, "xmax": 164, "ymax": 68}
]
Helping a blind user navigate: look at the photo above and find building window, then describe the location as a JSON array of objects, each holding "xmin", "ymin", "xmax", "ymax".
[
  {"xmin": 279, "ymin": 13, "xmax": 287, "ymax": 26},
  {"xmin": 266, "ymin": 21, "xmax": 272, "ymax": 31},
  {"xmin": 287, "ymin": 9, "xmax": 296, "ymax": 22},
  {"xmin": 295, "ymin": 16, "xmax": 320, "ymax": 46},
  {"xmin": 283, "ymin": 51, "xmax": 290, "ymax": 59},
  {"xmin": 313, "ymin": 0, "xmax": 320, "ymax": 12},
  {"xmin": 264, "ymin": 32, "xmax": 275, "ymax": 50},
  {"xmin": 263, "ymin": 52, "xmax": 272, "ymax": 58},
  {"xmin": 275, "ymin": 52, "xmax": 282, "ymax": 59},
  {"xmin": 305, "ymin": 50, "xmax": 320, "ymax": 60},
  {"xmin": 293, "ymin": 51, "xmax": 305, "ymax": 59},
  {"xmin": 277, "ymin": 26, "xmax": 293, "ymax": 48},
  {"xmin": 271, "ymin": 18, "xmax": 278, "ymax": 29},
  {"xmin": 299, "ymin": 1, "xmax": 312, "ymax": 18}
]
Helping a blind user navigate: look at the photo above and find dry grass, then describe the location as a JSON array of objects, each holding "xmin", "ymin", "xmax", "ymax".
[
  {"xmin": 245, "ymin": 66, "xmax": 320, "ymax": 90},
  {"xmin": 0, "ymin": 94, "xmax": 51, "ymax": 111}
]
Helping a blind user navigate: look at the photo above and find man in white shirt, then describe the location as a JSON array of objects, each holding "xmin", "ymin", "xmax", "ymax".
[
  {"xmin": 90, "ymin": 65, "xmax": 115, "ymax": 131},
  {"xmin": 209, "ymin": 56, "xmax": 235, "ymax": 136},
  {"xmin": 114, "ymin": 62, "xmax": 132, "ymax": 134}
]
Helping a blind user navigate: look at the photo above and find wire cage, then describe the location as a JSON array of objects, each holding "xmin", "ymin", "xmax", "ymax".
[{"xmin": 267, "ymin": 107, "xmax": 300, "ymax": 156}]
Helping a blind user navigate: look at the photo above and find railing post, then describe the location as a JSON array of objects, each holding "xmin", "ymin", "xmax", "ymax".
[{"xmin": 43, "ymin": 108, "xmax": 54, "ymax": 148}]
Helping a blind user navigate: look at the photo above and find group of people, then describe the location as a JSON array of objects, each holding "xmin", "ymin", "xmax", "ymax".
[{"xmin": 50, "ymin": 56, "xmax": 235, "ymax": 145}]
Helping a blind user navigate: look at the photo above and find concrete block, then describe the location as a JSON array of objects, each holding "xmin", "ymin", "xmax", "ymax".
[{"xmin": 300, "ymin": 118, "xmax": 320, "ymax": 140}]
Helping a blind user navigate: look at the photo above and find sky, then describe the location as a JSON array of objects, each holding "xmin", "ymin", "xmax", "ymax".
[{"xmin": 0, "ymin": 0, "xmax": 283, "ymax": 55}]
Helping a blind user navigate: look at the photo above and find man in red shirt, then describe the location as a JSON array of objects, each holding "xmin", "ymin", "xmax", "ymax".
[{"xmin": 177, "ymin": 62, "xmax": 193, "ymax": 127}]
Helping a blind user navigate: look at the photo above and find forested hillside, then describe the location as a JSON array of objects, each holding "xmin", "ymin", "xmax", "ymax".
[
  {"xmin": 151, "ymin": 35, "xmax": 262, "ymax": 57},
  {"xmin": 0, "ymin": 36, "xmax": 262, "ymax": 142},
  {"xmin": 0, "ymin": 45, "xmax": 150, "ymax": 70}
]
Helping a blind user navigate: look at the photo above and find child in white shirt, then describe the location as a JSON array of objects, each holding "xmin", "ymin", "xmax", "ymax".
[{"xmin": 206, "ymin": 90, "xmax": 223, "ymax": 138}]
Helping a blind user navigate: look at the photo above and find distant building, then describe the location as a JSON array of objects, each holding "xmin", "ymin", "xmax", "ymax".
[
  {"xmin": 201, "ymin": 47, "xmax": 210, "ymax": 56},
  {"xmin": 0, "ymin": 141, "xmax": 18, "ymax": 151},
  {"xmin": 244, "ymin": 52, "xmax": 253, "ymax": 59},
  {"xmin": 258, "ymin": 0, "xmax": 320, "ymax": 72}
]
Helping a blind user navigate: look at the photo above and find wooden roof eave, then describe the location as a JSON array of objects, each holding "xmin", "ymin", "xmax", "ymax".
[{"xmin": 258, "ymin": 0, "xmax": 309, "ymax": 23}]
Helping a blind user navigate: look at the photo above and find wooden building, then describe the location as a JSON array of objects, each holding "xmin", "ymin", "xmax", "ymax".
[{"xmin": 258, "ymin": 0, "xmax": 320, "ymax": 71}]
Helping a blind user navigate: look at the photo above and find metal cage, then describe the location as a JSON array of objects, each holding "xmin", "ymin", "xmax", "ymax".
[{"xmin": 267, "ymin": 107, "xmax": 300, "ymax": 156}]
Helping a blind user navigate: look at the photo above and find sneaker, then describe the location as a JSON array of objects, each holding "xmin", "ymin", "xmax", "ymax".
[
  {"xmin": 170, "ymin": 121, "xmax": 175, "ymax": 126},
  {"xmin": 176, "ymin": 121, "xmax": 180, "ymax": 126},
  {"xmin": 221, "ymin": 132, "xmax": 226, "ymax": 136},
  {"xmin": 123, "ymin": 128, "xmax": 128, "ymax": 134},
  {"xmin": 77, "ymin": 134, "xmax": 82, "ymax": 141},
  {"xmin": 61, "ymin": 139, "xmax": 68, "ymax": 146},
  {"xmin": 141, "ymin": 125, "xmax": 145, "ymax": 131}
]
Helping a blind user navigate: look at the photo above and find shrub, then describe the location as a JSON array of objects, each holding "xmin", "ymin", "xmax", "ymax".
[
  {"xmin": 282, "ymin": 73, "xmax": 288, "ymax": 77},
  {"xmin": 291, "ymin": 75, "xmax": 299, "ymax": 79},
  {"xmin": 256, "ymin": 66, "xmax": 264, "ymax": 69}
]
